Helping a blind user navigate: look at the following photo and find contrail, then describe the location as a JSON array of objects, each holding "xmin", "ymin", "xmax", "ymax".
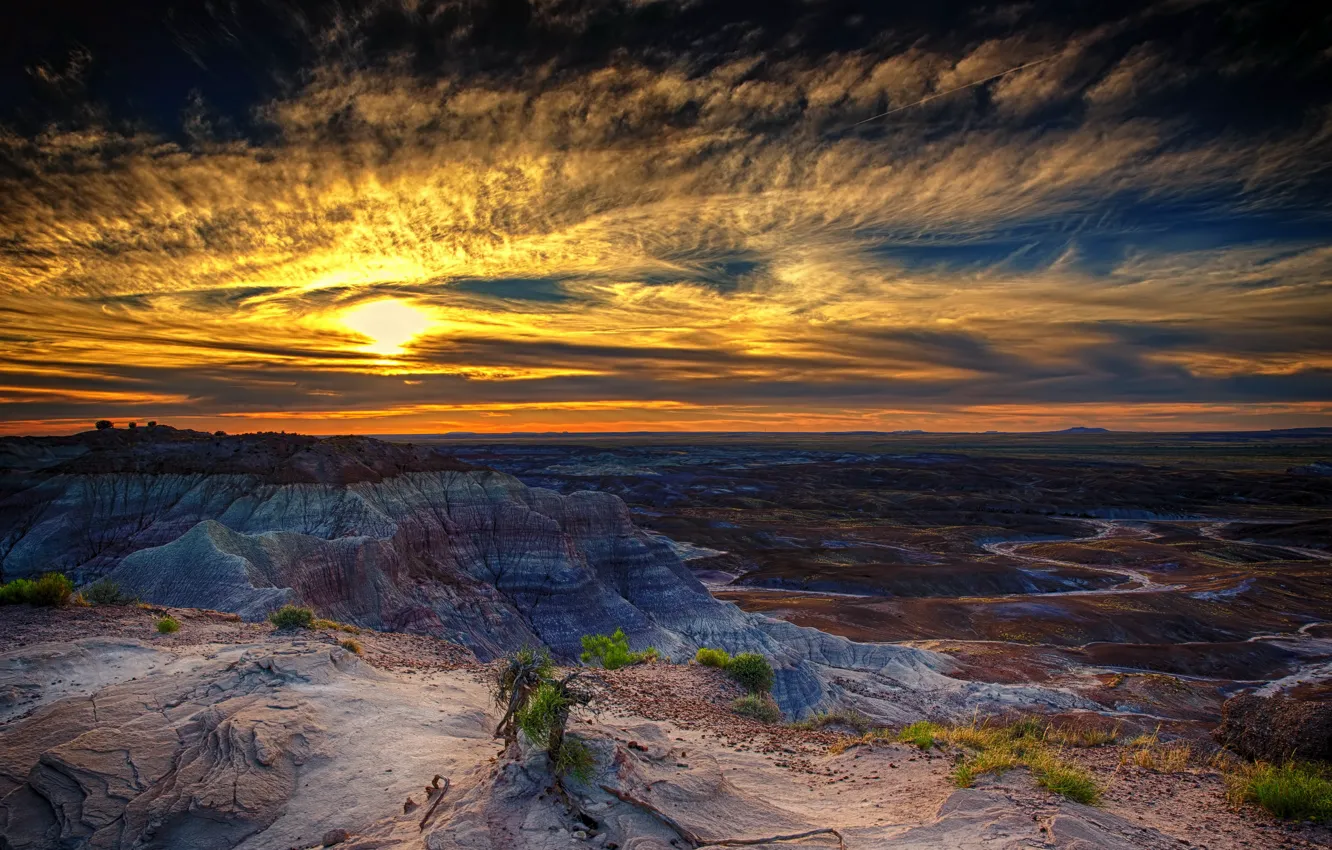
[{"xmin": 849, "ymin": 55, "xmax": 1058, "ymax": 127}]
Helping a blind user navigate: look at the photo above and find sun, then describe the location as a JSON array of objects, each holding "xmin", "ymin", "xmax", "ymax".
[{"xmin": 339, "ymin": 299, "xmax": 433, "ymax": 355}]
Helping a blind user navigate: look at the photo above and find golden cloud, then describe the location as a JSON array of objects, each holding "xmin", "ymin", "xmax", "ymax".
[{"xmin": 0, "ymin": 23, "xmax": 1329, "ymax": 433}]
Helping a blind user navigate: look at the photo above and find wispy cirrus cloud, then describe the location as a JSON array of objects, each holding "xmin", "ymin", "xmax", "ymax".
[{"xmin": 0, "ymin": 0, "xmax": 1330, "ymax": 433}]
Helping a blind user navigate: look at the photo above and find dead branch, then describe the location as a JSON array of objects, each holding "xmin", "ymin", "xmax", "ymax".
[
  {"xmin": 417, "ymin": 776, "xmax": 452, "ymax": 831},
  {"xmin": 494, "ymin": 681, "xmax": 528, "ymax": 739}
]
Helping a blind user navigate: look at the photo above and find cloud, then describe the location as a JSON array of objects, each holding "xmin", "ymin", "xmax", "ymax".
[{"xmin": 0, "ymin": 0, "xmax": 1330, "ymax": 433}]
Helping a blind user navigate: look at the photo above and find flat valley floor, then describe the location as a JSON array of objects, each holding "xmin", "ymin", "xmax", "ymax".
[{"xmin": 431, "ymin": 429, "xmax": 1332, "ymax": 728}]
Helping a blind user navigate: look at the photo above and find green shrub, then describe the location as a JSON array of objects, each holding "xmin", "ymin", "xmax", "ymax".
[
  {"xmin": 1227, "ymin": 761, "xmax": 1332, "ymax": 821},
  {"xmin": 694, "ymin": 647, "xmax": 731, "ymax": 668},
  {"xmin": 732, "ymin": 693, "xmax": 783, "ymax": 723},
  {"xmin": 85, "ymin": 579, "xmax": 124, "ymax": 605},
  {"xmin": 516, "ymin": 681, "xmax": 573, "ymax": 745},
  {"xmin": 27, "ymin": 573, "xmax": 73, "ymax": 607},
  {"xmin": 494, "ymin": 647, "xmax": 594, "ymax": 783},
  {"xmin": 555, "ymin": 736, "xmax": 597, "ymax": 782},
  {"xmin": 898, "ymin": 720, "xmax": 944, "ymax": 749},
  {"xmin": 156, "ymin": 616, "xmax": 180, "ymax": 634},
  {"xmin": 268, "ymin": 605, "xmax": 315, "ymax": 630},
  {"xmin": 726, "ymin": 652, "xmax": 775, "ymax": 693},
  {"xmin": 580, "ymin": 628, "xmax": 657, "ymax": 670},
  {"xmin": 0, "ymin": 578, "xmax": 36, "ymax": 605}
]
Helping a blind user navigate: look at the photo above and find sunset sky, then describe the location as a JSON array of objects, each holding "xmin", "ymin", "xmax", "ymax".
[{"xmin": 2, "ymin": 0, "xmax": 1330, "ymax": 435}]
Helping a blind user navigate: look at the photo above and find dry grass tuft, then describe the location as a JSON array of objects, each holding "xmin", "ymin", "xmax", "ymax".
[
  {"xmin": 791, "ymin": 709, "xmax": 873, "ymax": 734},
  {"xmin": 942, "ymin": 716, "xmax": 1100, "ymax": 804},
  {"xmin": 314, "ymin": 618, "xmax": 362, "ymax": 634},
  {"xmin": 1125, "ymin": 743, "xmax": 1193, "ymax": 773},
  {"xmin": 1046, "ymin": 724, "xmax": 1119, "ymax": 748}
]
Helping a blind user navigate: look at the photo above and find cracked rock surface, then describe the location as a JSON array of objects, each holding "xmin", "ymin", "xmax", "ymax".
[{"xmin": 1, "ymin": 630, "xmax": 1325, "ymax": 850}]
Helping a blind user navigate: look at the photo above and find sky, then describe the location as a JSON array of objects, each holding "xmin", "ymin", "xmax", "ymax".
[{"xmin": 2, "ymin": 0, "xmax": 1331, "ymax": 435}]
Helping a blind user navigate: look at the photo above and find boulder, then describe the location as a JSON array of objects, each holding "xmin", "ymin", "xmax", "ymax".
[{"xmin": 1214, "ymin": 692, "xmax": 1332, "ymax": 763}]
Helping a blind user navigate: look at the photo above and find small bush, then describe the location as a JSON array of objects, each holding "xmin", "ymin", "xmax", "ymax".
[
  {"xmin": 0, "ymin": 578, "xmax": 36, "ymax": 605},
  {"xmin": 516, "ymin": 681, "xmax": 573, "ymax": 745},
  {"xmin": 790, "ymin": 709, "xmax": 873, "ymax": 734},
  {"xmin": 28, "ymin": 573, "xmax": 74, "ymax": 607},
  {"xmin": 156, "ymin": 616, "xmax": 180, "ymax": 634},
  {"xmin": 695, "ymin": 647, "xmax": 731, "ymax": 668},
  {"xmin": 555, "ymin": 736, "xmax": 597, "ymax": 782},
  {"xmin": 85, "ymin": 579, "xmax": 124, "ymax": 605},
  {"xmin": 726, "ymin": 652, "xmax": 775, "ymax": 694},
  {"xmin": 580, "ymin": 628, "xmax": 657, "ymax": 670},
  {"xmin": 268, "ymin": 605, "xmax": 315, "ymax": 630},
  {"xmin": 1226, "ymin": 761, "xmax": 1332, "ymax": 821},
  {"xmin": 339, "ymin": 638, "xmax": 363, "ymax": 655},
  {"xmin": 732, "ymin": 693, "xmax": 783, "ymax": 723},
  {"xmin": 899, "ymin": 720, "xmax": 944, "ymax": 749}
]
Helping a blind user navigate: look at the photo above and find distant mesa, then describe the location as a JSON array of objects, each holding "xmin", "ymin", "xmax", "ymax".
[
  {"xmin": 1289, "ymin": 460, "xmax": 1332, "ymax": 476},
  {"xmin": 1051, "ymin": 426, "xmax": 1110, "ymax": 434},
  {"xmin": 826, "ymin": 430, "xmax": 925, "ymax": 435}
]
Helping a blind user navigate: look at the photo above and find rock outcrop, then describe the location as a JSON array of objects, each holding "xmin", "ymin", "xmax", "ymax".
[
  {"xmin": 0, "ymin": 430, "xmax": 1090, "ymax": 719},
  {"xmin": 1214, "ymin": 691, "xmax": 1332, "ymax": 763},
  {"xmin": 1, "ymin": 643, "xmax": 334, "ymax": 848},
  {"xmin": 0, "ymin": 634, "xmax": 1312, "ymax": 850},
  {"xmin": 0, "ymin": 637, "xmax": 499, "ymax": 850}
]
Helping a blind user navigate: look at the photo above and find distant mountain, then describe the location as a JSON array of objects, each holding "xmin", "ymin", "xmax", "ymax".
[{"xmin": 1052, "ymin": 426, "xmax": 1110, "ymax": 434}]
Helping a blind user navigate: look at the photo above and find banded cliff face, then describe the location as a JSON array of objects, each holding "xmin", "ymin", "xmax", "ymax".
[{"xmin": 0, "ymin": 429, "xmax": 1087, "ymax": 718}]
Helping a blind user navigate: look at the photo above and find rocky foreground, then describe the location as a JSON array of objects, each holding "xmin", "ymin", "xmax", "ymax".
[{"xmin": 2, "ymin": 605, "xmax": 1328, "ymax": 850}]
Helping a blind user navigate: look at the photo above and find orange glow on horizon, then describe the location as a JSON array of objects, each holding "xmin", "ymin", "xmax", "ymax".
[{"xmin": 4, "ymin": 401, "xmax": 1331, "ymax": 438}]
